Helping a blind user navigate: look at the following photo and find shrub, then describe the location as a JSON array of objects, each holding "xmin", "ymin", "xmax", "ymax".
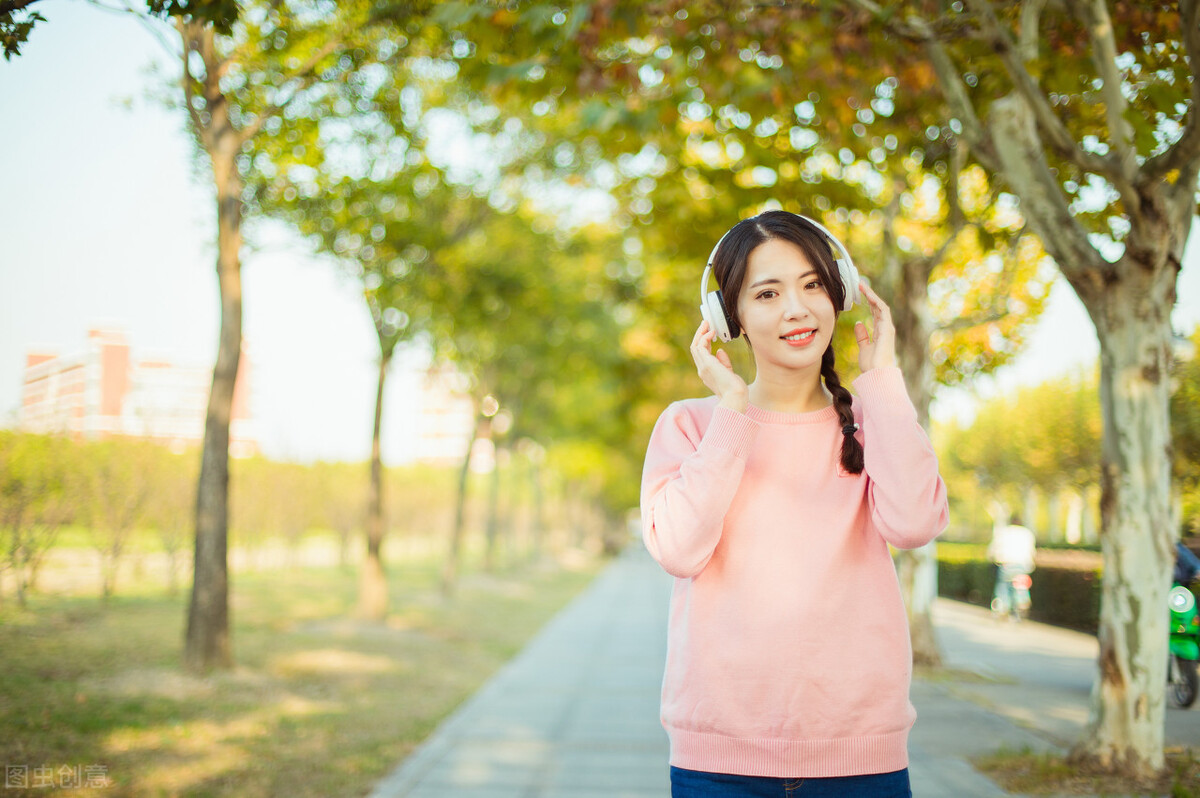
[
  {"xmin": 935, "ymin": 541, "xmax": 1102, "ymax": 633},
  {"xmin": 1028, "ymin": 565, "xmax": 1102, "ymax": 633},
  {"xmin": 937, "ymin": 558, "xmax": 995, "ymax": 608}
]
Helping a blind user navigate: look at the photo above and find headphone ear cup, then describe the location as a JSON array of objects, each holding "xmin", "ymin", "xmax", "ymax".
[
  {"xmin": 702, "ymin": 290, "xmax": 735, "ymax": 342},
  {"xmin": 716, "ymin": 289, "xmax": 740, "ymax": 340},
  {"xmin": 837, "ymin": 258, "xmax": 861, "ymax": 311}
]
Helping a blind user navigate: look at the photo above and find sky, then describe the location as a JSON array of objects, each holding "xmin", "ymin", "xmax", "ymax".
[{"xmin": 2, "ymin": 2, "xmax": 1200, "ymax": 463}]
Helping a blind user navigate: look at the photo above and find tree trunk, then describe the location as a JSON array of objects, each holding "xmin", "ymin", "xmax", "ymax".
[
  {"xmin": 4, "ymin": 524, "xmax": 16, "ymax": 607},
  {"xmin": 483, "ymin": 440, "xmax": 501, "ymax": 572},
  {"xmin": 1047, "ymin": 490, "xmax": 1063, "ymax": 543},
  {"xmin": 1066, "ymin": 489, "xmax": 1084, "ymax": 544},
  {"xmin": 983, "ymin": 86, "xmax": 1185, "ymax": 774},
  {"xmin": 442, "ymin": 410, "xmax": 483, "ymax": 596},
  {"xmin": 165, "ymin": 545, "xmax": 180, "ymax": 597},
  {"xmin": 358, "ymin": 350, "xmax": 391, "ymax": 621},
  {"xmin": 184, "ymin": 122, "xmax": 242, "ymax": 674},
  {"xmin": 530, "ymin": 457, "xmax": 545, "ymax": 562},
  {"xmin": 889, "ymin": 251, "xmax": 943, "ymax": 668},
  {"xmin": 338, "ymin": 525, "xmax": 352, "ymax": 569},
  {"xmin": 13, "ymin": 528, "xmax": 27, "ymax": 608},
  {"xmin": 1083, "ymin": 486, "xmax": 1099, "ymax": 544},
  {"xmin": 570, "ymin": 492, "xmax": 586, "ymax": 548},
  {"xmin": 1069, "ymin": 270, "xmax": 1176, "ymax": 776},
  {"xmin": 25, "ymin": 526, "xmax": 55, "ymax": 594},
  {"xmin": 100, "ymin": 545, "xmax": 117, "ymax": 604}
]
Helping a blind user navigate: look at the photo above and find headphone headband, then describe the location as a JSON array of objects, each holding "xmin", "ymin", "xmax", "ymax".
[{"xmin": 699, "ymin": 229, "xmax": 731, "ymax": 307}]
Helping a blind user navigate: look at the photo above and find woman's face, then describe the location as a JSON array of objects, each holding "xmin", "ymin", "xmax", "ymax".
[{"xmin": 734, "ymin": 237, "xmax": 836, "ymax": 375}]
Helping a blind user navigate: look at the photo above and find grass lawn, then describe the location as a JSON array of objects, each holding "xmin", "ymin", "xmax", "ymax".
[
  {"xmin": 0, "ymin": 550, "xmax": 603, "ymax": 797},
  {"xmin": 975, "ymin": 746, "xmax": 1200, "ymax": 797}
]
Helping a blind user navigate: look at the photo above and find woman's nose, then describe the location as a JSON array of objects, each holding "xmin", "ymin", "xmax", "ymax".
[{"xmin": 782, "ymin": 292, "xmax": 810, "ymax": 320}]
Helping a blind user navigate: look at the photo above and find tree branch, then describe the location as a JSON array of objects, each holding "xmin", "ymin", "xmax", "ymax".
[
  {"xmin": 176, "ymin": 17, "xmax": 210, "ymax": 149},
  {"xmin": 938, "ymin": 307, "xmax": 1013, "ymax": 335},
  {"xmin": 127, "ymin": 5, "xmax": 180, "ymax": 62},
  {"xmin": 238, "ymin": 34, "xmax": 348, "ymax": 144},
  {"xmin": 839, "ymin": 0, "xmax": 924, "ymax": 39},
  {"xmin": 1143, "ymin": 0, "xmax": 1200, "ymax": 181},
  {"xmin": 1064, "ymin": 0, "xmax": 1137, "ymax": 182},
  {"xmin": 936, "ymin": 228, "xmax": 1035, "ymax": 335},
  {"xmin": 928, "ymin": 227, "xmax": 960, "ymax": 270},
  {"xmin": 987, "ymin": 93, "xmax": 1111, "ymax": 299},
  {"xmin": 191, "ymin": 19, "xmax": 237, "ymax": 147},
  {"xmin": 1017, "ymin": 0, "xmax": 1046, "ymax": 62},
  {"xmin": 962, "ymin": 0, "xmax": 1111, "ymax": 176},
  {"xmin": 947, "ymin": 138, "xmax": 969, "ymax": 229},
  {"xmin": 840, "ymin": 0, "xmax": 1001, "ymax": 171}
]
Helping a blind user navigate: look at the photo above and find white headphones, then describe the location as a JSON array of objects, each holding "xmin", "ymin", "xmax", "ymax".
[{"xmin": 700, "ymin": 213, "xmax": 863, "ymax": 342}]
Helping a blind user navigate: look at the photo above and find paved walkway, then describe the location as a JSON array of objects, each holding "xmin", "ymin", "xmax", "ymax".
[
  {"xmin": 368, "ymin": 545, "xmax": 1200, "ymax": 798},
  {"xmin": 369, "ymin": 545, "xmax": 670, "ymax": 798}
]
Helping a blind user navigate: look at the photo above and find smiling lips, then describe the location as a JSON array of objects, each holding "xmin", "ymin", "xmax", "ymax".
[{"xmin": 781, "ymin": 328, "xmax": 817, "ymax": 347}]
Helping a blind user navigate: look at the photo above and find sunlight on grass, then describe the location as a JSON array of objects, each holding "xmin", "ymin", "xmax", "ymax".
[
  {"xmin": 272, "ymin": 648, "xmax": 400, "ymax": 677},
  {"xmin": 0, "ymin": 543, "xmax": 604, "ymax": 797}
]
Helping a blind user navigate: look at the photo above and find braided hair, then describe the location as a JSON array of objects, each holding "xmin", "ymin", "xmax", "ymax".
[{"xmin": 822, "ymin": 346, "xmax": 864, "ymax": 474}]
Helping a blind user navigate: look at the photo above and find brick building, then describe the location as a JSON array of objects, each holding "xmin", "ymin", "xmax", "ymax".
[{"xmin": 21, "ymin": 329, "xmax": 256, "ymax": 457}]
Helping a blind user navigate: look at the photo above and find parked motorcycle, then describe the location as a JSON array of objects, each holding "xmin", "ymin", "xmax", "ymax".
[{"xmin": 1168, "ymin": 584, "xmax": 1199, "ymax": 709}]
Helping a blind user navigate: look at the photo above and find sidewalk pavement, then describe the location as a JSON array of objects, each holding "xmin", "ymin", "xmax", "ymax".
[{"xmin": 368, "ymin": 545, "xmax": 1200, "ymax": 798}]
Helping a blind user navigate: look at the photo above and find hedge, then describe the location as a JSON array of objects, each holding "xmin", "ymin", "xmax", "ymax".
[
  {"xmin": 936, "ymin": 541, "xmax": 1102, "ymax": 634},
  {"xmin": 935, "ymin": 540, "xmax": 1200, "ymax": 636}
]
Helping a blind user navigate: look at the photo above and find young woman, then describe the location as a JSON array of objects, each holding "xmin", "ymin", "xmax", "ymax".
[{"xmin": 640, "ymin": 211, "xmax": 949, "ymax": 797}]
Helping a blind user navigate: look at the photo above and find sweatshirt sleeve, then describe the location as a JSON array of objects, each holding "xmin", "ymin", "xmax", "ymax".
[
  {"xmin": 640, "ymin": 402, "xmax": 759, "ymax": 578},
  {"xmin": 852, "ymin": 367, "xmax": 949, "ymax": 550}
]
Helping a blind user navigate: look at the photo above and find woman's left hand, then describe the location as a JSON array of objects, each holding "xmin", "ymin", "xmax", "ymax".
[{"xmin": 854, "ymin": 281, "xmax": 898, "ymax": 372}]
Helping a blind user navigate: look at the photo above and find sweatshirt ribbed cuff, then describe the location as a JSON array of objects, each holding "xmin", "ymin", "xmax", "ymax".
[
  {"xmin": 701, "ymin": 405, "xmax": 759, "ymax": 461},
  {"xmin": 851, "ymin": 367, "xmax": 916, "ymax": 420}
]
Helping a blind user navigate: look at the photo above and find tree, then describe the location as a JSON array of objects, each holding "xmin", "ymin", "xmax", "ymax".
[
  {"xmin": 938, "ymin": 371, "xmax": 1103, "ymax": 538},
  {"xmin": 171, "ymin": 0, "xmax": 417, "ymax": 671},
  {"xmin": 312, "ymin": 460, "xmax": 365, "ymax": 568},
  {"xmin": 142, "ymin": 445, "xmax": 199, "ymax": 596},
  {"xmin": 428, "ymin": 208, "xmax": 628, "ymax": 591},
  {"xmin": 80, "ymin": 439, "xmax": 156, "ymax": 602},
  {"xmin": 255, "ymin": 58, "xmax": 509, "ymax": 614},
  {"xmin": 835, "ymin": 0, "xmax": 1198, "ymax": 776},
  {"xmin": 0, "ymin": 432, "xmax": 74, "ymax": 606}
]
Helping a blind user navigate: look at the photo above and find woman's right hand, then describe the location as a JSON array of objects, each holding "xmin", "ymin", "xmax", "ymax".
[{"xmin": 691, "ymin": 320, "xmax": 749, "ymax": 412}]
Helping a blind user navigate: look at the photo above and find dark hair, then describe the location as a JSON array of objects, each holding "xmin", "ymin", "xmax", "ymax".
[{"xmin": 710, "ymin": 210, "xmax": 863, "ymax": 475}]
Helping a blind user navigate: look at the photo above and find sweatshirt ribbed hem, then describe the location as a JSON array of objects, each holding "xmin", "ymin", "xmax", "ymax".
[
  {"xmin": 666, "ymin": 724, "xmax": 911, "ymax": 779},
  {"xmin": 701, "ymin": 405, "xmax": 759, "ymax": 460}
]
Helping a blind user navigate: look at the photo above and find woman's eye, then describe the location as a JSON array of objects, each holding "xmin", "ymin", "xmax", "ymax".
[
  {"xmin": 805, "ymin": 280, "xmax": 823, "ymax": 290},
  {"xmin": 757, "ymin": 290, "xmax": 777, "ymax": 300}
]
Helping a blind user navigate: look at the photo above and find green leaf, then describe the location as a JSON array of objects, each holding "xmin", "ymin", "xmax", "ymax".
[{"xmin": 432, "ymin": 2, "xmax": 491, "ymax": 29}]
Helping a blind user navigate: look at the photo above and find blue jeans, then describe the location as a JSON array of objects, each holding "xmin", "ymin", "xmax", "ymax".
[{"xmin": 670, "ymin": 766, "xmax": 912, "ymax": 797}]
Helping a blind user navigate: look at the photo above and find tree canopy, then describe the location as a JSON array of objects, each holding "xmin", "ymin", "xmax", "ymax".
[{"xmin": 1, "ymin": 0, "xmax": 241, "ymax": 59}]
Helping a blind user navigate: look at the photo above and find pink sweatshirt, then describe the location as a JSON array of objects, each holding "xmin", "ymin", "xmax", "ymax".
[{"xmin": 640, "ymin": 367, "xmax": 949, "ymax": 778}]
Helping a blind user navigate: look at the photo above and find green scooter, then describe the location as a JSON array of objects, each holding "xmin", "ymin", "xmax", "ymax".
[{"xmin": 1169, "ymin": 584, "xmax": 1199, "ymax": 709}]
